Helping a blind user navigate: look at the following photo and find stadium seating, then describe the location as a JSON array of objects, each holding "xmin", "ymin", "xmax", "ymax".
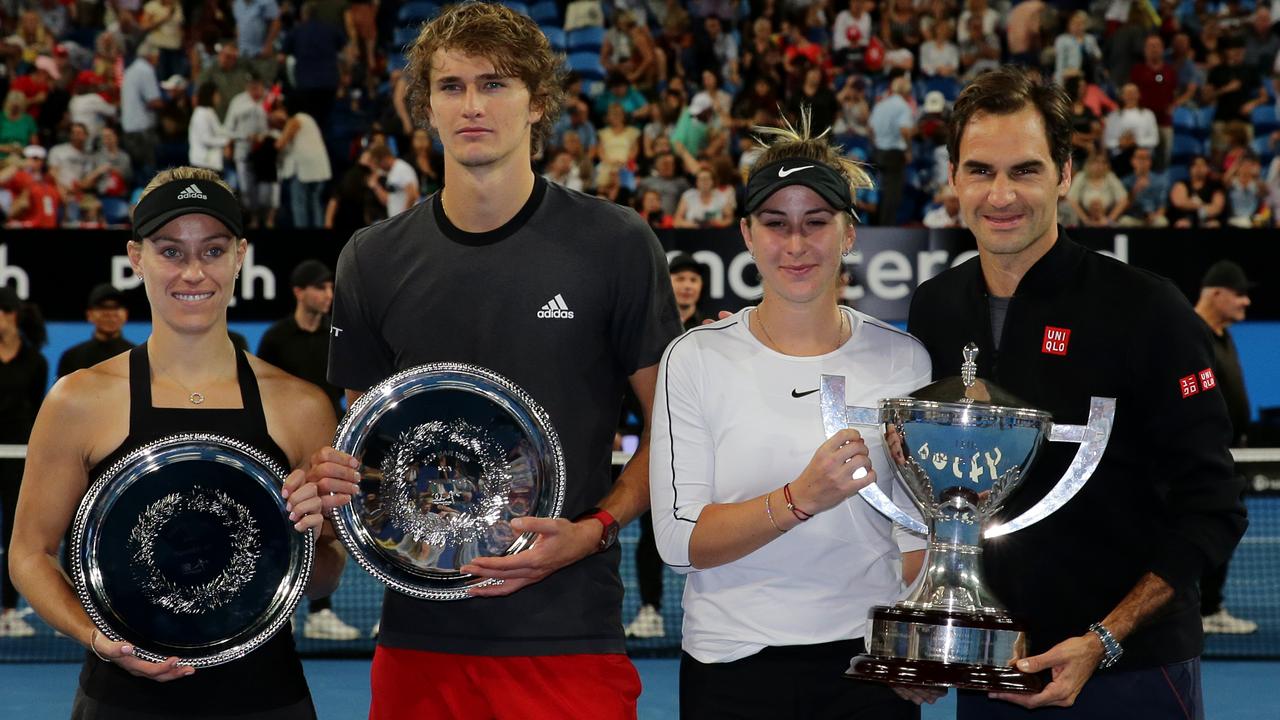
[{"xmin": 567, "ymin": 26, "xmax": 605, "ymax": 53}]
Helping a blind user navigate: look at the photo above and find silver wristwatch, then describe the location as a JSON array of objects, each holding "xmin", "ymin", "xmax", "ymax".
[{"xmin": 1088, "ymin": 622, "xmax": 1124, "ymax": 669}]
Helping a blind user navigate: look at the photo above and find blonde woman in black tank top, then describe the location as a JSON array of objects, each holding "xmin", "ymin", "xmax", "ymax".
[{"xmin": 8, "ymin": 167, "xmax": 357, "ymax": 719}]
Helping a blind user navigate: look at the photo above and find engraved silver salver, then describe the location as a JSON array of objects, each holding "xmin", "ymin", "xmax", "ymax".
[
  {"xmin": 71, "ymin": 434, "xmax": 314, "ymax": 667},
  {"xmin": 332, "ymin": 363, "xmax": 567, "ymax": 601}
]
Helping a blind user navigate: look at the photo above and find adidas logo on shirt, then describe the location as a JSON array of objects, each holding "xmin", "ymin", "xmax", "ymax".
[
  {"xmin": 537, "ymin": 293, "xmax": 575, "ymax": 319},
  {"xmin": 176, "ymin": 183, "xmax": 207, "ymax": 200}
]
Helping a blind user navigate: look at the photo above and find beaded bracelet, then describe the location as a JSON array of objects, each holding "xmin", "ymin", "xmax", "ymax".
[
  {"xmin": 764, "ymin": 491, "xmax": 785, "ymax": 534},
  {"xmin": 782, "ymin": 483, "xmax": 812, "ymax": 522}
]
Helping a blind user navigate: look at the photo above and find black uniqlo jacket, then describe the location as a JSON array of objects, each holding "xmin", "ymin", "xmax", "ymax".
[{"xmin": 907, "ymin": 232, "xmax": 1247, "ymax": 671}]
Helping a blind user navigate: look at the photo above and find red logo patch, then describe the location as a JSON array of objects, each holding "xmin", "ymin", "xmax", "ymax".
[
  {"xmin": 1199, "ymin": 368, "xmax": 1217, "ymax": 390},
  {"xmin": 1042, "ymin": 326, "xmax": 1071, "ymax": 356},
  {"xmin": 1179, "ymin": 374, "xmax": 1200, "ymax": 398}
]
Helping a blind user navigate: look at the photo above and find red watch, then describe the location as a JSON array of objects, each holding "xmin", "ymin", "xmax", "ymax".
[{"xmin": 574, "ymin": 507, "xmax": 620, "ymax": 552}]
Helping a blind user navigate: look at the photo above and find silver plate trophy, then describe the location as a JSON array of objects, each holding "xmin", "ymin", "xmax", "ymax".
[
  {"xmin": 332, "ymin": 363, "xmax": 567, "ymax": 601},
  {"xmin": 72, "ymin": 434, "xmax": 313, "ymax": 667},
  {"xmin": 822, "ymin": 344, "xmax": 1116, "ymax": 693}
]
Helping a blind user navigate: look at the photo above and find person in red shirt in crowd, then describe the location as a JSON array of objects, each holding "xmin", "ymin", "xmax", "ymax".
[
  {"xmin": 0, "ymin": 145, "xmax": 62, "ymax": 228},
  {"xmin": 1130, "ymin": 34, "xmax": 1178, "ymax": 170},
  {"xmin": 10, "ymin": 55, "xmax": 59, "ymax": 121}
]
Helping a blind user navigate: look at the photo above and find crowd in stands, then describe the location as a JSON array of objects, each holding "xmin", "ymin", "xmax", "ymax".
[{"xmin": 5, "ymin": 0, "xmax": 1280, "ymax": 230}]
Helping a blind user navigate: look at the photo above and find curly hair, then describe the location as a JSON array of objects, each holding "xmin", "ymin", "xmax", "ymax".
[
  {"xmin": 748, "ymin": 106, "xmax": 875, "ymax": 222},
  {"xmin": 403, "ymin": 1, "xmax": 566, "ymax": 155}
]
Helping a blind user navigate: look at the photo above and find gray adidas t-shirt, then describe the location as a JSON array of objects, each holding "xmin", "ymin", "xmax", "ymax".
[{"xmin": 329, "ymin": 177, "xmax": 682, "ymax": 655}]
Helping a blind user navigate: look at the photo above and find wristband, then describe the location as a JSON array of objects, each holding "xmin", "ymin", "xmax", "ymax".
[{"xmin": 782, "ymin": 483, "xmax": 812, "ymax": 522}]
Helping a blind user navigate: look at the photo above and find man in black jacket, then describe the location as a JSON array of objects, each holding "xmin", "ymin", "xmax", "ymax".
[
  {"xmin": 56, "ymin": 284, "xmax": 133, "ymax": 377},
  {"xmin": 903, "ymin": 66, "xmax": 1247, "ymax": 718}
]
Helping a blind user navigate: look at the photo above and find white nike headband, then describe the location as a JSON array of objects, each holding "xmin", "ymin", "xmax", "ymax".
[{"xmin": 743, "ymin": 158, "xmax": 854, "ymax": 216}]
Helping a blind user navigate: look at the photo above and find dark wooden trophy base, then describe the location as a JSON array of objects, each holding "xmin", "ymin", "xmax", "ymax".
[{"xmin": 845, "ymin": 605, "xmax": 1044, "ymax": 694}]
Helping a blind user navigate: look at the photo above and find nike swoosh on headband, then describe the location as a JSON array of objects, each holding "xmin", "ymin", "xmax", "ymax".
[{"xmin": 777, "ymin": 165, "xmax": 814, "ymax": 177}]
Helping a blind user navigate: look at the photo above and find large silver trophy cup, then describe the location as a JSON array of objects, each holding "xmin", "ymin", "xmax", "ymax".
[{"xmin": 824, "ymin": 344, "xmax": 1115, "ymax": 693}]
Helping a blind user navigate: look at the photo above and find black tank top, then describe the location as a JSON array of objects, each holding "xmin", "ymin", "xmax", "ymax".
[{"xmin": 78, "ymin": 343, "xmax": 312, "ymax": 715}]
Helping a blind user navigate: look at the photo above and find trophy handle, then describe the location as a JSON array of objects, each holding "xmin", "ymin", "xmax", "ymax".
[
  {"xmin": 983, "ymin": 396, "xmax": 1116, "ymax": 539},
  {"xmin": 820, "ymin": 375, "xmax": 929, "ymax": 536}
]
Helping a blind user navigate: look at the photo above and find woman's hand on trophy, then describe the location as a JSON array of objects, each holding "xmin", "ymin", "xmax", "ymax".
[
  {"xmin": 282, "ymin": 469, "xmax": 327, "ymax": 534},
  {"xmin": 461, "ymin": 516, "xmax": 598, "ymax": 597},
  {"xmin": 89, "ymin": 630, "xmax": 194, "ymax": 682},
  {"xmin": 298, "ymin": 447, "xmax": 363, "ymax": 513},
  {"xmin": 891, "ymin": 685, "xmax": 947, "ymax": 705},
  {"xmin": 792, "ymin": 428, "xmax": 877, "ymax": 514}
]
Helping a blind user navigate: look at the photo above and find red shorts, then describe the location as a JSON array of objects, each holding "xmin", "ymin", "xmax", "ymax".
[{"xmin": 369, "ymin": 646, "xmax": 641, "ymax": 720}]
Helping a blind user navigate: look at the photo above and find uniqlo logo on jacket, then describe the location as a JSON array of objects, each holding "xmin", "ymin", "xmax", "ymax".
[
  {"xmin": 1179, "ymin": 374, "xmax": 1200, "ymax": 398},
  {"xmin": 1042, "ymin": 326, "xmax": 1070, "ymax": 356},
  {"xmin": 1199, "ymin": 368, "xmax": 1217, "ymax": 390}
]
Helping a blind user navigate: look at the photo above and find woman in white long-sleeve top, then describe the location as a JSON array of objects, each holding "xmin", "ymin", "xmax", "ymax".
[
  {"xmin": 188, "ymin": 81, "xmax": 231, "ymax": 175},
  {"xmin": 649, "ymin": 111, "xmax": 932, "ymax": 719}
]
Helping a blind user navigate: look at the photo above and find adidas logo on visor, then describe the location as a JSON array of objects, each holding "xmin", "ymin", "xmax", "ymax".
[
  {"xmin": 537, "ymin": 293, "xmax": 575, "ymax": 319},
  {"xmin": 176, "ymin": 184, "xmax": 207, "ymax": 201}
]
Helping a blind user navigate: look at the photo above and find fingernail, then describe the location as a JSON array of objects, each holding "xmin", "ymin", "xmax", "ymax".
[
  {"xmin": 349, "ymin": 458, "xmax": 360, "ymax": 468},
  {"xmin": 282, "ymin": 488, "xmax": 290, "ymax": 498},
  {"xmin": 289, "ymin": 512, "xmax": 297, "ymax": 521},
  {"xmin": 1017, "ymin": 660, "xmax": 1030, "ymax": 671},
  {"xmin": 285, "ymin": 502, "xmax": 293, "ymax": 512},
  {"xmin": 122, "ymin": 645, "xmax": 134, "ymax": 654}
]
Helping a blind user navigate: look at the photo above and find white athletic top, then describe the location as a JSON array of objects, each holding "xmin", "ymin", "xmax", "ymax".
[{"xmin": 650, "ymin": 306, "xmax": 932, "ymax": 664}]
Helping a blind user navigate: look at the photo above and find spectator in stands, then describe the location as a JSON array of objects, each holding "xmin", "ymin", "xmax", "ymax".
[
  {"xmin": 188, "ymin": 82, "xmax": 232, "ymax": 175},
  {"xmin": 543, "ymin": 148, "xmax": 586, "ymax": 191},
  {"xmin": 344, "ymin": 0, "xmax": 378, "ymax": 75},
  {"xmin": 367, "ymin": 144, "xmax": 419, "ymax": 217},
  {"xmin": 642, "ymin": 90, "xmax": 682, "ymax": 161},
  {"xmin": 638, "ymin": 151, "xmax": 691, "ymax": 216},
  {"xmin": 1103, "ymin": 4, "xmax": 1149, "ymax": 93},
  {"xmin": 741, "ymin": 16, "xmax": 785, "ymax": 90},
  {"xmin": 1243, "ymin": 8, "xmax": 1279, "ymax": 70},
  {"xmin": 1194, "ymin": 260, "xmax": 1260, "ymax": 636},
  {"xmin": 282, "ymin": 1, "xmax": 348, "ymax": 129},
  {"xmin": 636, "ymin": 187, "xmax": 673, "ymax": 229},
  {"xmin": 594, "ymin": 162, "xmax": 633, "ymax": 206},
  {"xmin": 233, "ymin": 0, "xmax": 282, "ymax": 81},
  {"xmin": 1169, "ymin": 32, "xmax": 1204, "ymax": 108},
  {"xmin": 67, "ymin": 72, "xmax": 118, "ymax": 145},
  {"xmin": 922, "ymin": 185, "xmax": 962, "ymax": 228},
  {"xmin": 1169, "ymin": 155, "xmax": 1227, "ymax": 227},
  {"xmin": 1004, "ymin": 0, "xmax": 1045, "ymax": 67},
  {"xmin": 1224, "ymin": 154, "xmax": 1266, "ymax": 227},
  {"xmin": 9, "ymin": 10, "xmax": 55, "ymax": 65},
  {"xmin": 0, "ymin": 284, "xmax": 46, "ymax": 638},
  {"xmin": 869, "ymin": 74, "xmax": 914, "ymax": 225},
  {"xmin": 139, "ymin": 0, "xmax": 185, "ymax": 81},
  {"xmin": 57, "ymin": 284, "xmax": 133, "ymax": 378},
  {"xmin": 197, "ymin": 40, "xmax": 253, "ymax": 121},
  {"xmin": 958, "ymin": 13, "xmax": 1001, "ymax": 81},
  {"xmin": 598, "ymin": 103, "xmax": 641, "ymax": 169},
  {"xmin": 602, "ymin": 10, "xmax": 662, "ymax": 90},
  {"xmin": 325, "ymin": 149, "xmax": 384, "ymax": 236},
  {"xmin": 10, "ymin": 54, "xmax": 58, "ymax": 124},
  {"xmin": 226, "ymin": 74, "xmax": 272, "ymax": 228},
  {"xmin": 692, "ymin": 68, "xmax": 733, "ymax": 119},
  {"xmin": 121, "ymin": 41, "xmax": 163, "ymax": 181},
  {"xmin": 1130, "ymin": 34, "xmax": 1177, "ymax": 169},
  {"xmin": 1119, "ymin": 146, "xmax": 1170, "ymax": 227},
  {"xmin": 832, "ymin": 75, "xmax": 870, "ymax": 142},
  {"xmin": 1208, "ymin": 34, "xmax": 1266, "ymax": 148},
  {"xmin": 0, "ymin": 92, "xmax": 39, "ymax": 159},
  {"xmin": 1054, "ymin": 11, "xmax": 1103, "ymax": 84},
  {"xmin": 0, "ymin": 145, "xmax": 61, "ymax": 228},
  {"xmin": 275, "ymin": 100, "xmax": 332, "ymax": 229},
  {"xmin": 1105, "ymin": 83, "xmax": 1160, "ymax": 157},
  {"xmin": 832, "ymin": 0, "xmax": 873, "ymax": 71},
  {"xmin": 671, "ymin": 93, "xmax": 722, "ymax": 161},
  {"xmin": 957, "ymin": 0, "xmax": 998, "ymax": 44},
  {"xmin": 674, "ymin": 166, "xmax": 733, "ymax": 228},
  {"xmin": 880, "ymin": 0, "xmax": 922, "ymax": 61},
  {"xmin": 731, "ymin": 74, "xmax": 781, "ymax": 132},
  {"xmin": 552, "ymin": 98, "xmax": 600, "ymax": 161},
  {"xmin": 408, "ymin": 128, "xmax": 442, "ymax": 199},
  {"xmin": 560, "ymin": 130, "xmax": 599, "ymax": 184},
  {"xmin": 920, "ymin": 19, "xmax": 959, "ymax": 77},
  {"xmin": 594, "ymin": 73, "xmax": 650, "ymax": 124},
  {"xmin": 788, "ymin": 66, "xmax": 837, "ymax": 139},
  {"xmin": 84, "ymin": 124, "xmax": 133, "ymax": 204},
  {"xmin": 1068, "ymin": 152, "xmax": 1130, "ymax": 227},
  {"xmin": 47, "ymin": 122, "xmax": 95, "ymax": 220}
]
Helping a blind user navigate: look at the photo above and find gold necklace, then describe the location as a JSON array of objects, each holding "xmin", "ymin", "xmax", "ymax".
[
  {"xmin": 156, "ymin": 367, "xmax": 208, "ymax": 405},
  {"xmin": 754, "ymin": 307, "xmax": 847, "ymax": 355}
]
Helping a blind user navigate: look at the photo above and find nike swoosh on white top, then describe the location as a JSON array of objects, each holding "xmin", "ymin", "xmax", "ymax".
[{"xmin": 778, "ymin": 165, "xmax": 814, "ymax": 177}]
